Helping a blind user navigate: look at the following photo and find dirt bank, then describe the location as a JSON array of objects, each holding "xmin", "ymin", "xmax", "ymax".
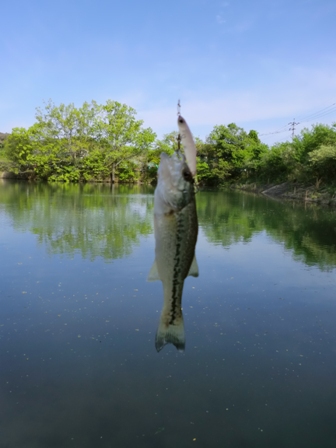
[{"xmin": 232, "ymin": 182, "xmax": 336, "ymax": 207}]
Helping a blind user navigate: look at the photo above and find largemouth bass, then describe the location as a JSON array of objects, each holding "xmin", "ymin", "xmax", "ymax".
[{"xmin": 148, "ymin": 152, "xmax": 198, "ymax": 352}]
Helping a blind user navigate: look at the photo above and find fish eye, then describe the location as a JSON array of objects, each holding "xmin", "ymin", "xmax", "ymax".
[
  {"xmin": 178, "ymin": 117, "xmax": 185, "ymax": 123},
  {"xmin": 182, "ymin": 168, "xmax": 193, "ymax": 183}
]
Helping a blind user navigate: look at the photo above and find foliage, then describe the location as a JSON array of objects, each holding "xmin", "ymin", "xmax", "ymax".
[
  {"xmin": 0, "ymin": 132, "xmax": 9, "ymax": 152},
  {"xmin": 4, "ymin": 100, "xmax": 156, "ymax": 182},
  {"xmin": 292, "ymin": 123, "xmax": 336, "ymax": 162},
  {"xmin": 196, "ymin": 123, "xmax": 267, "ymax": 185},
  {"xmin": 0, "ymin": 132, "xmax": 10, "ymax": 170},
  {"xmin": 93, "ymin": 100, "xmax": 156, "ymax": 182},
  {"xmin": 308, "ymin": 144, "xmax": 336, "ymax": 183},
  {"xmin": 3, "ymin": 99, "xmax": 336, "ymax": 188},
  {"xmin": 4, "ymin": 127, "xmax": 37, "ymax": 175},
  {"xmin": 253, "ymin": 123, "xmax": 336, "ymax": 185}
]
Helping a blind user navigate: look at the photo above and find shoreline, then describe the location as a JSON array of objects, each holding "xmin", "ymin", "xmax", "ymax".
[
  {"xmin": 231, "ymin": 182, "xmax": 336, "ymax": 207},
  {"xmin": 2, "ymin": 173, "xmax": 336, "ymax": 207}
]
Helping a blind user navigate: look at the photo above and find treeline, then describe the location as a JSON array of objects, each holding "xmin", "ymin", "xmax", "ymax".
[
  {"xmin": 0, "ymin": 100, "xmax": 156, "ymax": 183},
  {"xmin": 1, "ymin": 100, "xmax": 336, "ymax": 187}
]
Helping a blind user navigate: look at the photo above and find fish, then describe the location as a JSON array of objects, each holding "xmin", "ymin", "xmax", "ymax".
[
  {"xmin": 148, "ymin": 152, "xmax": 198, "ymax": 352},
  {"xmin": 177, "ymin": 115, "xmax": 197, "ymax": 176}
]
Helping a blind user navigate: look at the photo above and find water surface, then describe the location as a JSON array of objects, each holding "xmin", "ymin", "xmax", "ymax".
[{"xmin": 1, "ymin": 181, "xmax": 336, "ymax": 448}]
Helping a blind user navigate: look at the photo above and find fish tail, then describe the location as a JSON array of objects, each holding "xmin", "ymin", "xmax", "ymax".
[{"xmin": 155, "ymin": 317, "xmax": 185, "ymax": 352}]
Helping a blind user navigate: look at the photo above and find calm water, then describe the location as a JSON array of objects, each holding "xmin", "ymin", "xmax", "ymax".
[{"xmin": 1, "ymin": 181, "xmax": 336, "ymax": 448}]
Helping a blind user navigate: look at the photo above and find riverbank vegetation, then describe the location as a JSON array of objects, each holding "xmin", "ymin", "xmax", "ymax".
[{"xmin": 1, "ymin": 100, "xmax": 336, "ymax": 193}]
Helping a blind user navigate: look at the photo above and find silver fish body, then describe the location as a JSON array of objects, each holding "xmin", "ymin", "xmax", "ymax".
[{"xmin": 148, "ymin": 152, "xmax": 198, "ymax": 352}]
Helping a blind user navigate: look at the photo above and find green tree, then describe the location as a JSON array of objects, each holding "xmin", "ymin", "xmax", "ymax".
[
  {"xmin": 293, "ymin": 123, "xmax": 336, "ymax": 163},
  {"xmin": 253, "ymin": 123, "xmax": 336, "ymax": 185},
  {"xmin": 4, "ymin": 127, "xmax": 37, "ymax": 176},
  {"xmin": 33, "ymin": 100, "xmax": 98, "ymax": 181},
  {"xmin": 0, "ymin": 132, "xmax": 11, "ymax": 171},
  {"xmin": 204, "ymin": 123, "xmax": 265, "ymax": 184},
  {"xmin": 35, "ymin": 100, "xmax": 96, "ymax": 163},
  {"xmin": 257, "ymin": 142, "xmax": 294, "ymax": 182},
  {"xmin": 308, "ymin": 144, "xmax": 336, "ymax": 185},
  {"xmin": 93, "ymin": 100, "xmax": 156, "ymax": 183},
  {"xmin": 0, "ymin": 132, "xmax": 9, "ymax": 150},
  {"xmin": 4, "ymin": 100, "xmax": 156, "ymax": 183}
]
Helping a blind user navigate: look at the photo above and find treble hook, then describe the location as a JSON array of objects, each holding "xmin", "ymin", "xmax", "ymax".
[{"xmin": 177, "ymin": 99, "xmax": 181, "ymax": 116}]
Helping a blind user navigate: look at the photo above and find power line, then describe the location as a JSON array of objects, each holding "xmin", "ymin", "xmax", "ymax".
[
  {"xmin": 259, "ymin": 128, "xmax": 289, "ymax": 136},
  {"xmin": 259, "ymin": 101, "xmax": 336, "ymax": 138},
  {"xmin": 297, "ymin": 102, "xmax": 336, "ymax": 123},
  {"xmin": 288, "ymin": 118, "xmax": 300, "ymax": 138},
  {"xmin": 300, "ymin": 106, "xmax": 336, "ymax": 124}
]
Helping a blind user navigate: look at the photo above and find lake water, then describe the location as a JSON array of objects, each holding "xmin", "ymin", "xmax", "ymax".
[{"xmin": 1, "ymin": 181, "xmax": 336, "ymax": 448}]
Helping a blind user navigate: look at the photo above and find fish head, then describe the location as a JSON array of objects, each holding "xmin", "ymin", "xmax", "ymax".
[
  {"xmin": 155, "ymin": 152, "xmax": 194, "ymax": 213},
  {"xmin": 177, "ymin": 115, "xmax": 197, "ymax": 176},
  {"xmin": 177, "ymin": 116, "xmax": 186, "ymax": 126}
]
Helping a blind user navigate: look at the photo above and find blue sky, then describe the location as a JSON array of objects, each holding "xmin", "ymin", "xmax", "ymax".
[{"xmin": 1, "ymin": 0, "xmax": 336, "ymax": 145}]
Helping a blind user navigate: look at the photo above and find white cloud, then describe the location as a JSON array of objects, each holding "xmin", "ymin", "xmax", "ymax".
[
  {"xmin": 230, "ymin": 19, "xmax": 254, "ymax": 33},
  {"xmin": 216, "ymin": 14, "xmax": 226, "ymax": 24},
  {"xmin": 137, "ymin": 63, "xmax": 336, "ymax": 141}
]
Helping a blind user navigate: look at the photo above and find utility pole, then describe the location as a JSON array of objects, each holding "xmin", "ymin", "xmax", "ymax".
[{"xmin": 288, "ymin": 118, "xmax": 300, "ymax": 138}]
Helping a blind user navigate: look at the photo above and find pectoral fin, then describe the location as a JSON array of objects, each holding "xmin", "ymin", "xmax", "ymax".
[
  {"xmin": 147, "ymin": 260, "xmax": 161, "ymax": 282},
  {"xmin": 188, "ymin": 255, "xmax": 199, "ymax": 277}
]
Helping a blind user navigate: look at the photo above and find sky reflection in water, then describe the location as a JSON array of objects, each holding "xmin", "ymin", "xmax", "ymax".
[{"xmin": 0, "ymin": 182, "xmax": 336, "ymax": 448}]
